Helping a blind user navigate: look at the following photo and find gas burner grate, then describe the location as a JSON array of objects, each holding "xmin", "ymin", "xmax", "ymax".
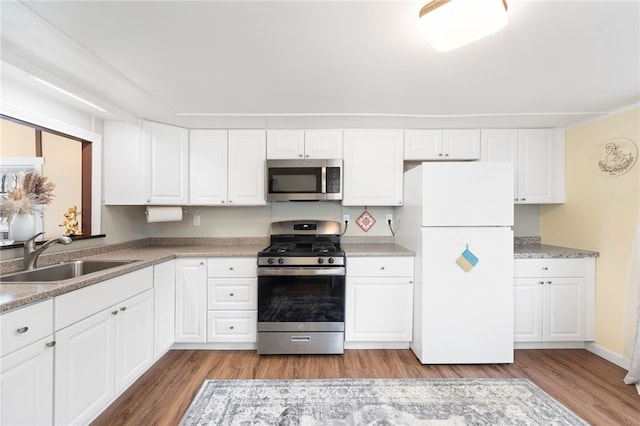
[
  {"xmin": 268, "ymin": 243, "xmax": 297, "ymax": 253},
  {"xmin": 312, "ymin": 243, "xmax": 337, "ymax": 253}
]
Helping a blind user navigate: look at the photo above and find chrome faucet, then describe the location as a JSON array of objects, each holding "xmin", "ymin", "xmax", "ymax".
[{"xmin": 23, "ymin": 232, "xmax": 73, "ymax": 270}]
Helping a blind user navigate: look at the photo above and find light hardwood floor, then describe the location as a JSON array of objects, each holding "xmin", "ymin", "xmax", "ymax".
[{"xmin": 91, "ymin": 349, "xmax": 639, "ymax": 425}]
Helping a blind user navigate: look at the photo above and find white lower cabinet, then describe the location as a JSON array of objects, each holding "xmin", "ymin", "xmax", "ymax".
[
  {"xmin": 175, "ymin": 258, "xmax": 207, "ymax": 343},
  {"xmin": 0, "ymin": 299, "xmax": 55, "ymax": 426},
  {"xmin": 207, "ymin": 258, "xmax": 257, "ymax": 344},
  {"xmin": 55, "ymin": 307, "xmax": 115, "ymax": 425},
  {"xmin": 514, "ymin": 258, "xmax": 595, "ymax": 344},
  {"xmin": 154, "ymin": 260, "xmax": 176, "ymax": 358},
  {"xmin": 53, "ymin": 268, "xmax": 154, "ymax": 425},
  {"xmin": 345, "ymin": 257, "xmax": 414, "ymax": 347}
]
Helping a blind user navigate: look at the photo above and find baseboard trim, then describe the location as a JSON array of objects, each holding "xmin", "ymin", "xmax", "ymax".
[
  {"xmin": 344, "ymin": 342, "xmax": 410, "ymax": 350},
  {"xmin": 585, "ymin": 342, "xmax": 631, "ymax": 370},
  {"xmin": 514, "ymin": 342, "xmax": 586, "ymax": 349}
]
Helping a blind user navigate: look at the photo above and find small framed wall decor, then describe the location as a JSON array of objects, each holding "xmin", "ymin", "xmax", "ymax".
[{"xmin": 594, "ymin": 137, "xmax": 637, "ymax": 177}]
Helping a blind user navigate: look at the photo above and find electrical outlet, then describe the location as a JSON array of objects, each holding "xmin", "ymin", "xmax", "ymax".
[
  {"xmin": 386, "ymin": 214, "xmax": 393, "ymax": 223},
  {"xmin": 193, "ymin": 214, "xmax": 200, "ymax": 226},
  {"xmin": 343, "ymin": 214, "xmax": 350, "ymax": 223}
]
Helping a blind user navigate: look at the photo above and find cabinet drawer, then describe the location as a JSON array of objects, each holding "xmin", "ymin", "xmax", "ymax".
[
  {"xmin": 1, "ymin": 299, "xmax": 53, "ymax": 357},
  {"xmin": 207, "ymin": 258, "xmax": 257, "ymax": 278},
  {"xmin": 347, "ymin": 257, "xmax": 414, "ymax": 277},
  {"xmin": 55, "ymin": 267, "xmax": 153, "ymax": 331},
  {"xmin": 514, "ymin": 258, "xmax": 585, "ymax": 278},
  {"xmin": 207, "ymin": 311, "xmax": 257, "ymax": 342},
  {"xmin": 207, "ymin": 278, "xmax": 257, "ymax": 310}
]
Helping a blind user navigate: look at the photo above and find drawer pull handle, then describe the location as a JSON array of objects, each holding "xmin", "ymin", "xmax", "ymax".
[
  {"xmin": 46, "ymin": 341, "xmax": 56, "ymax": 348},
  {"xmin": 539, "ymin": 281, "xmax": 544, "ymax": 285},
  {"xmin": 546, "ymin": 281, "xmax": 552, "ymax": 284},
  {"xmin": 542, "ymin": 267, "xmax": 549, "ymax": 270},
  {"xmin": 16, "ymin": 326, "xmax": 29, "ymax": 334},
  {"xmin": 381, "ymin": 266, "xmax": 385, "ymax": 270},
  {"xmin": 229, "ymin": 293, "xmax": 234, "ymax": 297},
  {"xmin": 291, "ymin": 336, "xmax": 311, "ymax": 342},
  {"xmin": 229, "ymin": 267, "xmax": 234, "ymax": 270},
  {"xmin": 112, "ymin": 310, "xmax": 119, "ymax": 315},
  {"xmin": 229, "ymin": 326, "xmax": 234, "ymax": 330},
  {"xmin": 120, "ymin": 306, "xmax": 127, "ymax": 312}
]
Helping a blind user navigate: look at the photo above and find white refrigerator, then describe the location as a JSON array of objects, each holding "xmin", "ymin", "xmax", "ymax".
[{"xmin": 396, "ymin": 162, "xmax": 514, "ymax": 364}]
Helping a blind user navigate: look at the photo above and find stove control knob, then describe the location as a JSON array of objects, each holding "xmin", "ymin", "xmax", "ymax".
[
  {"xmin": 268, "ymin": 257, "xmax": 274, "ymax": 265},
  {"xmin": 328, "ymin": 257, "xmax": 335, "ymax": 264},
  {"xmin": 317, "ymin": 257, "xmax": 325, "ymax": 264},
  {"xmin": 278, "ymin": 257, "xmax": 285, "ymax": 265}
]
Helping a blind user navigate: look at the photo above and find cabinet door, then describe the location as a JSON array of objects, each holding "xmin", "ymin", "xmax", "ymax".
[
  {"xmin": 115, "ymin": 290, "xmax": 154, "ymax": 393},
  {"xmin": 517, "ymin": 129, "xmax": 557, "ymax": 204},
  {"xmin": 346, "ymin": 277, "xmax": 413, "ymax": 342},
  {"xmin": 404, "ymin": 130, "xmax": 443, "ymax": 160},
  {"xmin": 0, "ymin": 337, "xmax": 54, "ymax": 426},
  {"xmin": 266, "ymin": 130, "xmax": 305, "ymax": 159},
  {"xmin": 154, "ymin": 260, "xmax": 176, "ymax": 359},
  {"xmin": 513, "ymin": 278, "xmax": 543, "ymax": 342},
  {"xmin": 543, "ymin": 277, "xmax": 585, "ymax": 341},
  {"xmin": 189, "ymin": 130, "xmax": 228, "ymax": 205},
  {"xmin": 227, "ymin": 130, "xmax": 266, "ymax": 205},
  {"xmin": 175, "ymin": 259, "xmax": 207, "ymax": 343},
  {"xmin": 305, "ymin": 130, "xmax": 343, "ymax": 159},
  {"xmin": 143, "ymin": 121, "xmax": 189, "ymax": 204},
  {"xmin": 103, "ymin": 121, "xmax": 145, "ymax": 204},
  {"xmin": 480, "ymin": 129, "xmax": 518, "ymax": 202},
  {"xmin": 343, "ymin": 130, "xmax": 404, "ymax": 206},
  {"xmin": 55, "ymin": 309, "xmax": 115, "ymax": 426},
  {"xmin": 442, "ymin": 129, "xmax": 480, "ymax": 160}
]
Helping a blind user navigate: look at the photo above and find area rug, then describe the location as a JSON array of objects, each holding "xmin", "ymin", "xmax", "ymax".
[{"xmin": 179, "ymin": 378, "xmax": 587, "ymax": 425}]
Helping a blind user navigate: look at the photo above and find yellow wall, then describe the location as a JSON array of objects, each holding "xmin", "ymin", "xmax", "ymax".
[
  {"xmin": 0, "ymin": 119, "xmax": 36, "ymax": 156},
  {"xmin": 42, "ymin": 133, "xmax": 82, "ymax": 237},
  {"xmin": 540, "ymin": 107, "xmax": 640, "ymax": 354}
]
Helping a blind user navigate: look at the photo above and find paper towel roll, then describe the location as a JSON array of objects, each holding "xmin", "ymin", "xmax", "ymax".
[{"xmin": 146, "ymin": 206, "xmax": 183, "ymax": 223}]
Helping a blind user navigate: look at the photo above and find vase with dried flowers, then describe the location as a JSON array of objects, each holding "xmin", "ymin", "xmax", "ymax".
[{"xmin": 0, "ymin": 171, "xmax": 55, "ymax": 241}]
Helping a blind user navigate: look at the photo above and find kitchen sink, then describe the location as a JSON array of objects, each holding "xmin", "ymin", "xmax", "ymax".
[{"xmin": 0, "ymin": 260, "xmax": 138, "ymax": 284}]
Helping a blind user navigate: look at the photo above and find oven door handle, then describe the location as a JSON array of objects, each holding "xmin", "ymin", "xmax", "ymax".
[{"xmin": 258, "ymin": 267, "xmax": 345, "ymax": 276}]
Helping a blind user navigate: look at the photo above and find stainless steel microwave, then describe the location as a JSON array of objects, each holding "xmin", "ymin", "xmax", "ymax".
[{"xmin": 266, "ymin": 159, "xmax": 342, "ymax": 201}]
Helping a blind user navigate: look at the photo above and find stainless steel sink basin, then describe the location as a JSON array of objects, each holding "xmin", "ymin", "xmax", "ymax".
[{"xmin": 0, "ymin": 260, "xmax": 138, "ymax": 284}]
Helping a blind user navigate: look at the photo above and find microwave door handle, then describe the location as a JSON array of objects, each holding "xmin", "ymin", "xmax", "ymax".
[{"xmin": 321, "ymin": 166, "xmax": 327, "ymax": 194}]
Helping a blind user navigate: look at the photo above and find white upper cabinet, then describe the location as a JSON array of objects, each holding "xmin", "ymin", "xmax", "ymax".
[
  {"xmin": 190, "ymin": 129, "xmax": 266, "ymax": 206},
  {"xmin": 267, "ymin": 130, "xmax": 342, "ymax": 159},
  {"xmin": 481, "ymin": 128, "xmax": 565, "ymax": 204},
  {"xmin": 266, "ymin": 130, "xmax": 304, "ymax": 159},
  {"xmin": 189, "ymin": 130, "xmax": 228, "ymax": 205},
  {"xmin": 104, "ymin": 120, "xmax": 188, "ymax": 205},
  {"xmin": 227, "ymin": 130, "xmax": 267, "ymax": 205},
  {"xmin": 404, "ymin": 129, "xmax": 480, "ymax": 160},
  {"xmin": 142, "ymin": 121, "xmax": 189, "ymax": 204},
  {"xmin": 343, "ymin": 130, "xmax": 404, "ymax": 206},
  {"xmin": 103, "ymin": 121, "xmax": 145, "ymax": 204},
  {"xmin": 304, "ymin": 130, "xmax": 343, "ymax": 159}
]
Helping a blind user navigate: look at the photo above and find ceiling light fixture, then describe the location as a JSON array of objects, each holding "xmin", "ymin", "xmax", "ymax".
[
  {"xmin": 31, "ymin": 75, "xmax": 106, "ymax": 112},
  {"xmin": 418, "ymin": 0, "xmax": 508, "ymax": 52}
]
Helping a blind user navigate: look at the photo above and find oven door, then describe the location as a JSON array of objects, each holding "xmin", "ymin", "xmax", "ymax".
[{"xmin": 257, "ymin": 267, "xmax": 345, "ymax": 354}]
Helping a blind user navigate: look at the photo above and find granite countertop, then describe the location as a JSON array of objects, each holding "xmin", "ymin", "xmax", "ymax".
[
  {"xmin": 1, "ymin": 236, "xmax": 597, "ymax": 313},
  {"xmin": 342, "ymin": 243, "xmax": 414, "ymax": 257},
  {"xmin": 513, "ymin": 236, "xmax": 599, "ymax": 259},
  {"xmin": 0, "ymin": 239, "xmax": 267, "ymax": 313}
]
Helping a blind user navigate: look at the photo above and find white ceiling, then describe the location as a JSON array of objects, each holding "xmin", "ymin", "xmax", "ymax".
[{"xmin": 1, "ymin": 0, "xmax": 639, "ymax": 129}]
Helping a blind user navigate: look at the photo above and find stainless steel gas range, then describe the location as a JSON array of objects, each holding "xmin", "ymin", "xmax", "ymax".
[{"xmin": 257, "ymin": 220, "xmax": 345, "ymax": 355}]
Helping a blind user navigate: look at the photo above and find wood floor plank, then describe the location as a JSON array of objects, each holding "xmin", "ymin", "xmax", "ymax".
[{"xmin": 91, "ymin": 349, "xmax": 640, "ymax": 425}]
